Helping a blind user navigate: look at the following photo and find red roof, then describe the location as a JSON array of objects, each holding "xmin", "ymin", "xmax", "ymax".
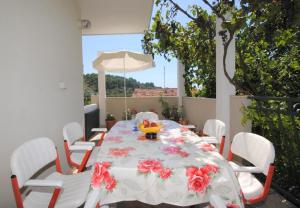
[{"xmin": 132, "ymin": 88, "xmax": 177, "ymax": 97}]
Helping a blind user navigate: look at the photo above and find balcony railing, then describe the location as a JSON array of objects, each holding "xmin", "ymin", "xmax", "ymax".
[{"xmin": 247, "ymin": 96, "xmax": 300, "ymax": 205}]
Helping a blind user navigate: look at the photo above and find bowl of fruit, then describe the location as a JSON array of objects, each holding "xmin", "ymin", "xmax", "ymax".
[{"xmin": 138, "ymin": 119, "xmax": 162, "ymax": 134}]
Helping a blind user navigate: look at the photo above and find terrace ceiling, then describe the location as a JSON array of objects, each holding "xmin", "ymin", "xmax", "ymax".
[{"xmin": 77, "ymin": 0, "xmax": 154, "ymax": 35}]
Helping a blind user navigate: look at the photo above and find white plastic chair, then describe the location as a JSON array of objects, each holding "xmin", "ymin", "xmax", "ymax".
[
  {"xmin": 135, "ymin": 112, "xmax": 159, "ymax": 124},
  {"xmin": 228, "ymin": 132, "xmax": 275, "ymax": 204},
  {"xmin": 63, "ymin": 122, "xmax": 106, "ymax": 172},
  {"xmin": 10, "ymin": 137, "xmax": 91, "ymax": 208},
  {"xmin": 200, "ymin": 119, "xmax": 226, "ymax": 154}
]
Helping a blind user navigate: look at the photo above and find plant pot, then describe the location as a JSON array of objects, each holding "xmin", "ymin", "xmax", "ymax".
[
  {"xmin": 106, "ymin": 119, "xmax": 116, "ymax": 130},
  {"xmin": 179, "ymin": 119, "xmax": 189, "ymax": 125}
]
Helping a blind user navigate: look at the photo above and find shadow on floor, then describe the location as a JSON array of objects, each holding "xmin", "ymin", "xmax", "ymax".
[{"xmin": 112, "ymin": 189, "xmax": 297, "ymax": 208}]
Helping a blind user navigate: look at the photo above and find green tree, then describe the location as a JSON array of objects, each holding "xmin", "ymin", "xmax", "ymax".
[
  {"xmin": 83, "ymin": 73, "xmax": 157, "ymax": 104},
  {"xmin": 143, "ymin": 5, "xmax": 216, "ymax": 97},
  {"xmin": 142, "ymin": 0, "xmax": 300, "ymax": 200},
  {"xmin": 143, "ymin": 0, "xmax": 300, "ymax": 97}
]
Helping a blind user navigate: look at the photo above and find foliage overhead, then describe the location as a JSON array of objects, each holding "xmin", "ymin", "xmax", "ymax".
[
  {"xmin": 142, "ymin": 0, "xmax": 300, "ymax": 201},
  {"xmin": 143, "ymin": 0, "xmax": 300, "ymax": 97}
]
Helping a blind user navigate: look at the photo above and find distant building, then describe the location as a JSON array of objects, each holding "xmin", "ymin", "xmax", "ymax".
[{"xmin": 132, "ymin": 88, "xmax": 177, "ymax": 97}]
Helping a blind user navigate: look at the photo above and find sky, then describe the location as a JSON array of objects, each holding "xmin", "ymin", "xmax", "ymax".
[{"xmin": 81, "ymin": 0, "xmax": 210, "ymax": 88}]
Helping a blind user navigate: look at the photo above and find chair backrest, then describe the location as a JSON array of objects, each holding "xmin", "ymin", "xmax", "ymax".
[
  {"xmin": 135, "ymin": 112, "xmax": 159, "ymax": 124},
  {"xmin": 231, "ymin": 132, "xmax": 275, "ymax": 175},
  {"xmin": 63, "ymin": 122, "xmax": 84, "ymax": 145},
  {"xmin": 10, "ymin": 137, "xmax": 57, "ymax": 188},
  {"xmin": 203, "ymin": 119, "xmax": 226, "ymax": 142}
]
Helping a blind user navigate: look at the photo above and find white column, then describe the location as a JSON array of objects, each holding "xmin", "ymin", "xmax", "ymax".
[
  {"xmin": 98, "ymin": 70, "xmax": 106, "ymax": 126},
  {"xmin": 216, "ymin": 16, "xmax": 236, "ymax": 156},
  {"xmin": 177, "ymin": 60, "xmax": 186, "ymax": 107}
]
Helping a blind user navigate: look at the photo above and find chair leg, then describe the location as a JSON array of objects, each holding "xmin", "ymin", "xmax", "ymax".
[
  {"xmin": 11, "ymin": 176, "xmax": 23, "ymax": 208},
  {"xmin": 96, "ymin": 132, "xmax": 106, "ymax": 146},
  {"xmin": 48, "ymin": 188, "xmax": 61, "ymax": 208},
  {"xmin": 77, "ymin": 150, "xmax": 92, "ymax": 172}
]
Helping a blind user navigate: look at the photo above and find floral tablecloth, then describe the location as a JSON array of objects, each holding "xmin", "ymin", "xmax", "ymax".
[{"xmin": 86, "ymin": 120, "xmax": 244, "ymax": 207}]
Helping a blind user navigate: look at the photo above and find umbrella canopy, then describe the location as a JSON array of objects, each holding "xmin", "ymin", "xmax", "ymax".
[
  {"xmin": 93, "ymin": 51, "xmax": 154, "ymax": 72},
  {"xmin": 93, "ymin": 51, "xmax": 155, "ymax": 120}
]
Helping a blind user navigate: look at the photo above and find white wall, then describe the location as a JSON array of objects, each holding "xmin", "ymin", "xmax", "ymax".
[
  {"xmin": 106, "ymin": 97, "xmax": 178, "ymax": 120},
  {"xmin": 183, "ymin": 97, "xmax": 216, "ymax": 131},
  {"xmin": 0, "ymin": 0, "xmax": 83, "ymax": 207}
]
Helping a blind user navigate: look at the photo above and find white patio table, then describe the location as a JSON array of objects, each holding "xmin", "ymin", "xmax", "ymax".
[{"xmin": 85, "ymin": 120, "xmax": 244, "ymax": 208}]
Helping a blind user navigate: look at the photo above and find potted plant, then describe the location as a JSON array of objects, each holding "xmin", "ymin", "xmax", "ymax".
[
  {"xmin": 130, "ymin": 108, "xmax": 138, "ymax": 120},
  {"xmin": 106, "ymin": 113, "xmax": 116, "ymax": 130},
  {"xmin": 159, "ymin": 96, "xmax": 171, "ymax": 119},
  {"xmin": 160, "ymin": 97, "xmax": 188, "ymax": 124},
  {"xmin": 177, "ymin": 106, "xmax": 189, "ymax": 125},
  {"xmin": 122, "ymin": 108, "xmax": 138, "ymax": 120}
]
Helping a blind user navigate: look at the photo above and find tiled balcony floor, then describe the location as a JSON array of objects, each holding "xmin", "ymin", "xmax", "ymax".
[{"xmin": 112, "ymin": 189, "xmax": 297, "ymax": 208}]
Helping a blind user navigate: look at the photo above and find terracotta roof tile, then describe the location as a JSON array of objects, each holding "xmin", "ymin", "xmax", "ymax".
[{"xmin": 132, "ymin": 88, "xmax": 177, "ymax": 97}]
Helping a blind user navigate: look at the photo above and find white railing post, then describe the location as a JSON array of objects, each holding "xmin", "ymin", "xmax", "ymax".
[
  {"xmin": 98, "ymin": 70, "xmax": 106, "ymax": 126},
  {"xmin": 177, "ymin": 60, "xmax": 186, "ymax": 107},
  {"xmin": 216, "ymin": 16, "xmax": 236, "ymax": 156}
]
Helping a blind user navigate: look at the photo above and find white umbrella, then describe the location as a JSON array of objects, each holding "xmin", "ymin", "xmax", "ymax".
[{"xmin": 93, "ymin": 51, "xmax": 155, "ymax": 120}]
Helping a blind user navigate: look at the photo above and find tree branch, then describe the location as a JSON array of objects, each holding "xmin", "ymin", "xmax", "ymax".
[
  {"xmin": 168, "ymin": 0, "xmax": 197, "ymax": 22},
  {"xmin": 167, "ymin": 0, "xmax": 209, "ymax": 31},
  {"xmin": 202, "ymin": 0, "xmax": 226, "ymax": 22},
  {"xmin": 222, "ymin": 31, "xmax": 249, "ymax": 94},
  {"xmin": 201, "ymin": 0, "xmax": 250, "ymax": 93}
]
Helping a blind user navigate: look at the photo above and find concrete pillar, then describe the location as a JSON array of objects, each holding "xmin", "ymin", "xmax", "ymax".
[
  {"xmin": 177, "ymin": 60, "xmax": 186, "ymax": 107},
  {"xmin": 216, "ymin": 16, "xmax": 236, "ymax": 156},
  {"xmin": 98, "ymin": 70, "xmax": 106, "ymax": 126}
]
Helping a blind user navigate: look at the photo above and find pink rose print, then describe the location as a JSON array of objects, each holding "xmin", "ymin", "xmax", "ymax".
[
  {"xmin": 176, "ymin": 137, "xmax": 185, "ymax": 144},
  {"xmin": 186, "ymin": 164, "xmax": 219, "ymax": 193},
  {"xmin": 167, "ymin": 138, "xmax": 177, "ymax": 144},
  {"xmin": 159, "ymin": 168, "xmax": 172, "ymax": 179},
  {"xmin": 202, "ymin": 164, "xmax": 219, "ymax": 174},
  {"xmin": 167, "ymin": 137, "xmax": 185, "ymax": 145},
  {"xmin": 179, "ymin": 150, "xmax": 189, "ymax": 158},
  {"xmin": 105, "ymin": 136, "xmax": 123, "ymax": 143},
  {"xmin": 188, "ymin": 173, "xmax": 211, "ymax": 192},
  {"xmin": 91, "ymin": 162, "xmax": 117, "ymax": 191},
  {"xmin": 137, "ymin": 159, "xmax": 172, "ymax": 180},
  {"xmin": 226, "ymin": 203, "xmax": 240, "ymax": 208},
  {"xmin": 198, "ymin": 143, "xmax": 217, "ymax": 152},
  {"xmin": 162, "ymin": 146, "xmax": 181, "ymax": 154},
  {"xmin": 161, "ymin": 146, "xmax": 190, "ymax": 158},
  {"xmin": 105, "ymin": 176, "xmax": 117, "ymax": 191},
  {"xmin": 118, "ymin": 130, "xmax": 132, "ymax": 135},
  {"xmin": 137, "ymin": 159, "xmax": 163, "ymax": 173},
  {"xmin": 108, "ymin": 147, "xmax": 135, "ymax": 157},
  {"xmin": 180, "ymin": 127, "xmax": 189, "ymax": 132}
]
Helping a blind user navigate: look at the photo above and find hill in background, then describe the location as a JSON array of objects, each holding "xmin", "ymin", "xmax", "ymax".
[{"xmin": 84, "ymin": 73, "xmax": 158, "ymax": 104}]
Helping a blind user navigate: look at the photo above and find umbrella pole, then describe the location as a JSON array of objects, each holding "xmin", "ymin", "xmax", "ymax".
[{"xmin": 123, "ymin": 58, "xmax": 128, "ymax": 120}]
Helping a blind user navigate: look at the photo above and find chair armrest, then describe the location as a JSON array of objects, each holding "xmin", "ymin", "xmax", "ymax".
[
  {"xmin": 69, "ymin": 145, "xmax": 93, "ymax": 151},
  {"xmin": 91, "ymin": 128, "xmax": 107, "ymax": 132},
  {"xmin": 229, "ymin": 161, "xmax": 262, "ymax": 173},
  {"xmin": 181, "ymin": 125, "xmax": 195, "ymax": 129},
  {"xmin": 74, "ymin": 141, "xmax": 95, "ymax": 147},
  {"xmin": 25, "ymin": 179, "xmax": 63, "ymax": 188},
  {"xmin": 199, "ymin": 136, "xmax": 218, "ymax": 144},
  {"xmin": 233, "ymin": 166, "xmax": 262, "ymax": 173}
]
